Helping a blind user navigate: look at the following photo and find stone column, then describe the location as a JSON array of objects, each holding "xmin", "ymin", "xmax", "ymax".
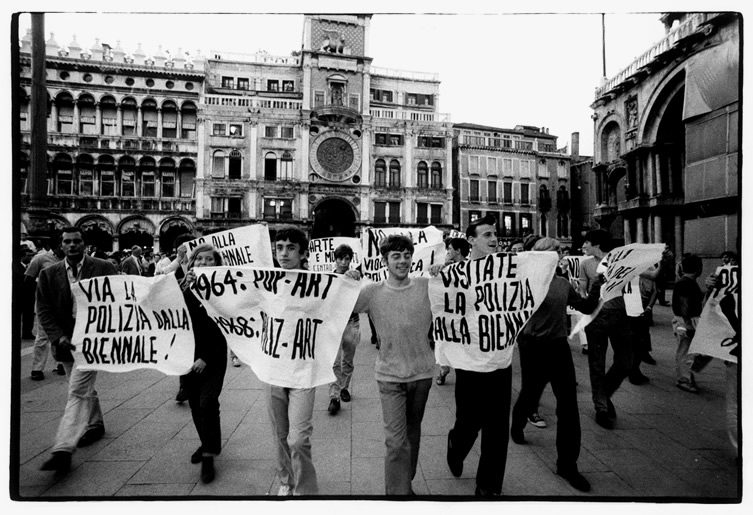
[
  {"xmin": 623, "ymin": 218, "xmax": 631, "ymax": 244},
  {"xmin": 674, "ymin": 215, "xmax": 683, "ymax": 256},
  {"xmin": 116, "ymin": 105, "xmax": 123, "ymax": 135},
  {"xmin": 249, "ymin": 122, "xmax": 259, "ymax": 179},
  {"xmin": 95, "ymin": 102, "xmax": 102, "ymax": 134},
  {"xmin": 647, "ymin": 152, "xmax": 655, "ymax": 197},
  {"xmin": 157, "ymin": 108, "xmax": 163, "ymax": 139},
  {"xmin": 73, "ymin": 100, "xmax": 80, "ymax": 131},
  {"xmin": 177, "ymin": 111, "xmax": 183, "ymax": 138},
  {"xmin": 654, "ymin": 154, "xmax": 663, "ymax": 196},
  {"xmin": 636, "ymin": 216, "xmax": 644, "ymax": 243},
  {"xmin": 136, "ymin": 107, "xmax": 143, "ymax": 137},
  {"xmin": 50, "ymin": 101, "xmax": 58, "ymax": 132},
  {"xmin": 404, "ymin": 132, "xmax": 413, "ymax": 188},
  {"xmin": 653, "ymin": 214, "xmax": 662, "ymax": 243}
]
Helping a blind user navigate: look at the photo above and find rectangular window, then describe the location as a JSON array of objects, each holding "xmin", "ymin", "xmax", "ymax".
[
  {"xmin": 211, "ymin": 197, "xmax": 225, "ymax": 214},
  {"xmin": 406, "ymin": 94, "xmax": 417, "ymax": 105},
  {"xmin": 212, "ymin": 123, "xmax": 226, "ymax": 136},
  {"xmin": 100, "ymin": 171, "xmax": 115, "ymax": 196},
  {"xmin": 488, "ymin": 157, "xmax": 497, "ymax": 175},
  {"xmin": 488, "ymin": 180, "xmax": 497, "ymax": 203},
  {"xmin": 373, "ymin": 201, "xmax": 400, "ymax": 224},
  {"xmin": 222, "ymin": 76, "xmax": 234, "ymax": 88},
  {"xmin": 503, "ymin": 214, "xmax": 514, "ymax": 237},
  {"xmin": 349, "ymin": 94, "xmax": 360, "ymax": 111},
  {"xmin": 79, "ymin": 170, "xmax": 94, "ymax": 196},
  {"xmin": 180, "ymin": 170, "xmax": 194, "ymax": 198},
  {"xmin": 282, "ymin": 80, "xmax": 294, "ymax": 92},
  {"xmin": 265, "ymin": 126, "xmax": 278, "ymax": 138},
  {"xmin": 503, "ymin": 159, "xmax": 513, "ymax": 176},
  {"xmin": 520, "ymin": 183, "xmax": 530, "ymax": 205},
  {"xmin": 430, "ymin": 204, "xmax": 442, "ymax": 225},
  {"xmin": 264, "ymin": 198, "xmax": 292, "ymax": 220},
  {"xmin": 280, "ymin": 156, "xmax": 293, "ymax": 180},
  {"xmin": 470, "ymin": 179, "xmax": 480, "ymax": 202},
  {"xmin": 469, "ymin": 156, "xmax": 479, "ymax": 175},
  {"xmin": 141, "ymin": 172, "xmax": 156, "ymax": 197},
  {"xmin": 237, "ymin": 77, "xmax": 249, "ymax": 90},
  {"xmin": 513, "ymin": 159, "xmax": 520, "ymax": 176},
  {"xmin": 281, "ymin": 126, "xmax": 294, "ymax": 139},
  {"xmin": 469, "ymin": 210, "xmax": 482, "ymax": 224},
  {"xmin": 373, "ymin": 201, "xmax": 386, "ymax": 224},
  {"xmin": 56, "ymin": 170, "xmax": 73, "ymax": 195},
  {"xmin": 229, "ymin": 124, "xmax": 243, "ymax": 137},
  {"xmin": 521, "ymin": 160, "xmax": 532, "ymax": 178},
  {"xmin": 161, "ymin": 173, "xmax": 175, "ymax": 198},
  {"xmin": 520, "ymin": 213, "xmax": 532, "ymax": 232},
  {"xmin": 538, "ymin": 160, "xmax": 548, "ymax": 177},
  {"xmin": 121, "ymin": 171, "xmax": 135, "ymax": 197},
  {"xmin": 314, "ymin": 91, "xmax": 325, "ymax": 107},
  {"xmin": 228, "ymin": 198, "xmax": 242, "ymax": 218},
  {"xmin": 557, "ymin": 161, "xmax": 568, "ymax": 179},
  {"xmin": 388, "ymin": 202, "xmax": 401, "ymax": 224},
  {"xmin": 417, "ymin": 202, "xmax": 428, "ymax": 225},
  {"xmin": 267, "ymin": 80, "xmax": 279, "ymax": 92},
  {"xmin": 389, "ymin": 134, "xmax": 402, "ymax": 146},
  {"xmin": 479, "ymin": 156, "xmax": 487, "ymax": 175},
  {"xmin": 375, "ymin": 133, "xmax": 387, "ymax": 146},
  {"xmin": 503, "ymin": 182, "xmax": 513, "ymax": 204}
]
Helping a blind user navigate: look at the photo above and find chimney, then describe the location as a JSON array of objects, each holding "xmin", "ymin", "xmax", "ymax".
[{"xmin": 571, "ymin": 132, "xmax": 580, "ymax": 158}]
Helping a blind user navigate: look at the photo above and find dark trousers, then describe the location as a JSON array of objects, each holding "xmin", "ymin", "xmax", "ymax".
[
  {"xmin": 585, "ymin": 312, "xmax": 634, "ymax": 413},
  {"xmin": 511, "ymin": 337, "xmax": 581, "ymax": 471},
  {"xmin": 629, "ymin": 314, "xmax": 651, "ymax": 374},
  {"xmin": 186, "ymin": 361, "xmax": 227, "ymax": 455},
  {"xmin": 22, "ymin": 282, "xmax": 35, "ymax": 336},
  {"xmin": 450, "ymin": 366, "xmax": 512, "ymax": 494}
]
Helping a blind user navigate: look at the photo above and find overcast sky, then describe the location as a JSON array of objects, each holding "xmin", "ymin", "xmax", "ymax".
[{"xmin": 14, "ymin": 9, "xmax": 681, "ymax": 154}]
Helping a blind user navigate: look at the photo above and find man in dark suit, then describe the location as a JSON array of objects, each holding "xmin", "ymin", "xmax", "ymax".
[
  {"xmin": 36, "ymin": 226, "xmax": 118, "ymax": 473},
  {"xmin": 120, "ymin": 245, "xmax": 144, "ymax": 275}
]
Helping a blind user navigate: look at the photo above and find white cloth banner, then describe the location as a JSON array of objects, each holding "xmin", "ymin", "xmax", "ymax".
[
  {"xmin": 448, "ymin": 229, "xmax": 466, "ymax": 240},
  {"xmin": 622, "ymin": 277, "xmax": 644, "ymax": 317},
  {"xmin": 690, "ymin": 265, "xmax": 739, "ymax": 363},
  {"xmin": 307, "ymin": 237, "xmax": 362, "ymax": 272},
  {"xmin": 560, "ymin": 256, "xmax": 590, "ymax": 315},
  {"xmin": 429, "ymin": 251, "xmax": 558, "ymax": 372},
  {"xmin": 186, "ymin": 224, "xmax": 274, "ymax": 267},
  {"xmin": 360, "ymin": 226, "xmax": 446, "ymax": 281},
  {"xmin": 71, "ymin": 273, "xmax": 195, "ymax": 375},
  {"xmin": 191, "ymin": 266, "xmax": 361, "ymax": 388},
  {"xmin": 569, "ymin": 244, "xmax": 663, "ymax": 336}
]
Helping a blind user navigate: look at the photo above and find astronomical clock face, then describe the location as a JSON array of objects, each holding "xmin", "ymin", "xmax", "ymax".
[{"xmin": 309, "ymin": 131, "xmax": 361, "ymax": 182}]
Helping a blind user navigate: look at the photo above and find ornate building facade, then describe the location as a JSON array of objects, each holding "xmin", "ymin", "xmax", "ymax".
[
  {"xmin": 452, "ymin": 123, "xmax": 572, "ymax": 245},
  {"xmin": 18, "ymin": 14, "xmax": 453, "ymax": 251},
  {"xmin": 18, "ymin": 32, "xmax": 203, "ymax": 252},
  {"xmin": 590, "ymin": 12, "xmax": 740, "ymax": 270}
]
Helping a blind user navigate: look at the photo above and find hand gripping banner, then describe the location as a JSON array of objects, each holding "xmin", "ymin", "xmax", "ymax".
[
  {"xmin": 191, "ymin": 266, "xmax": 361, "ymax": 388},
  {"xmin": 429, "ymin": 251, "xmax": 558, "ymax": 372},
  {"xmin": 689, "ymin": 265, "xmax": 739, "ymax": 363},
  {"xmin": 71, "ymin": 273, "xmax": 195, "ymax": 375}
]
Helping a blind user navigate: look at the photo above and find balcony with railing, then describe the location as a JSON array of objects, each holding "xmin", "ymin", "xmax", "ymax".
[
  {"xmin": 369, "ymin": 108, "xmax": 450, "ymax": 123},
  {"xmin": 370, "ymin": 66, "xmax": 439, "ymax": 82},
  {"xmin": 40, "ymin": 195, "xmax": 195, "ymax": 213},
  {"xmin": 595, "ymin": 12, "xmax": 718, "ymax": 99},
  {"xmin": 209, "ymin": 50, "xmax": 300, "ymax": 66},
  {"xmin": 203, "ymin": 95, "xmax": 303, "ymax": 110}
]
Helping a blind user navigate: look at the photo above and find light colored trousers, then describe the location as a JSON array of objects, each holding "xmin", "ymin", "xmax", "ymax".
[
  {"xmin": 329, "ymin": 318, "xmax": 360, "ymax": 399},
  {"xmin": 52, "ymin": 361, "xmax": 104, "ymax": 453},
  {"xmin": 725, "ymin": 362, "xmax": 738, "ymax": 453},
  {"xmin": 377, "ymin": 378, "xmax": 432, "ymax": 495},
  {"xmin": 672, "ymin": 317, "xmax": 696, "ymax": 384},
  {"xmin": 267, "ymin": 385, "xmax": 318, "ymax": 495},
  {"xmin": 31, "ymin": 312, "xmax": 60, "ymax": 373}
]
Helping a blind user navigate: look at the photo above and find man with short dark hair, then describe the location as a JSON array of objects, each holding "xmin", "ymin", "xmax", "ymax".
[
  {"xmin": 37, "ymin": 227, "xmax": 118, "ymax": 473},
  {"xmin": 351, "ymin": 234, "xmax": 435, "ymax": 495},
  {"xmin": 120, "ymin": 245, "xmax": 144, "ymax": 275},
  {"xmin": 447, "ymin": 214, "xmax": 511, "ymax": 496},
  {"xmin": 327, "ymin": 244, "xmax": 360, "ymax": 414},
  {"xmin": 580, "ymin": 229, "xmax": 634, "ymax": 429}
]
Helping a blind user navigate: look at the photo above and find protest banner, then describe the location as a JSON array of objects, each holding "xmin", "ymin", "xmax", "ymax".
[
  {"xmin": 560, "ymin": 255, "xmax": 591, "ymax": 315},
  {"xmin": 430, "ymin": 251, "xmax": 558, "ymax": 372},
  {"xmin": 690, "ymin": 265, "xmax": 739, "ymax": 363},
  {"xmin": 569, "ymin": 243, "xmax": 663, "ymax": 336},
  {"xmin": 360, "ymin": 226, "xmax": 446, "ymax": 281},
  {"xmin": 307, "ymin": 237, "xmax": 362, "ymax": 272},
  {"xmin": 191, "ymin": 266, "xmax": 361, "ymax": 388},
  {"xmin": 448, "ymin": 229, "xmax": 466, "ymax": 240},
  {"xmin": 186, "ymin": 224, "xmax": 274, "ymax": 267},
  {"xmin": 622, "ymin": 277, "xmax": 644, "ymax": 316},
  {"xmin": 71, "ymin": 273, "xmax": 195, "ymax": 375}
]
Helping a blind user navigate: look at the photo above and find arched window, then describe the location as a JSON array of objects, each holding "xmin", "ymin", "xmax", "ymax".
[
  {"xmin": 228, "ymin": 149, "xmax": 242, "ymax": 179},
  {"xmin": 431, "ymin": 161, "xmax": 443, "ymax": 189},
  {"xmin": 389, "ymin": 159, "xmax": 401, "ymax": 188},
  {"xmin": 78, "ymin": 94, "xmax": 96, "ymax": 134},
  {"xmin": 557, "ymin": 214, "xmax": 569, "ymax": 238},
  {"xmin": 100, "ymin": 95, "xmax": 117, "ymax": 135},
  {"xmin": 374, "ymin": 159, "xmax": 386, "ymax": 187},
  {"xmin": 540, "ymin": 213, "xmax": 547, "ymax": 236},
  {"xmin": 538, "ymin": 184, "xmax": 551, "ymax": 212},
  {"xmin": 141, "ymin": 98, "xmax": 158, "ymax": 137},
  {"xmin": 55, "ymin": 92, "xmax": 75, "ymax": 133},
  {"xmin": 98, "ymin": 155, "xmax": 116, "ymax": 196},
  {"xmin": 76, "ymin": 154, "xmax": 95, "ymax": 196},
  {"xmin": 179, "ymin": 159, "xmax": 196, "ymax": 198},
  {"xmin": 139, "ymin": 157, "xmax": 157, "ymax": 197},
  {"xmin": 180, "ymin": 101, "xmax": 197, "ymax": 139},
  {"xmin": 160, "ymin": 158, "xmax": 176, "ymax": 197},
  {"xmin": 417, "ymin": 161, "xmax": 428, "ymax": 188},
  {"xmin": 121, "ymin": 97, "xmax": 138, "ymax": 136},
  {"xmin": 119, "ymin": 156, "xmax": 136, "ymax": 196},
  {"xmin": 161, "ymin": 100, "xmax": 178, "ymax": 138},
  {"xmin": 280, "ymin": 151, "xmax": 293, "ymax": 180},
  {"xmin": 54, "ymin": 154, "xmax": 74, "ymax": 195},
  {"xmin": 212, "ymin": 150, "xmax": 226, "ymax": 178},
  {"xmin": 264, "ymin": 152, "xmax": 277, "ymax": 181}
]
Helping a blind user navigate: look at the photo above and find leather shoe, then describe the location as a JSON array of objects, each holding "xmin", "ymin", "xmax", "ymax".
[
  {"xmin": 340, "ymin": 389, "xmax": 351, "ymax": 402},
  {"xmin": 557, "ymin": 467, "xmax": 591, "ymax": 492},
  {"xmin": 474, "ymin": 486, "xmax": 499, "ymax": 497},
  {"xmin": 77, "ymin": 426, "xmax": 105, "ymax": 447},
  {"xmin": 191, "ymin": 446, "xmax": 203, "ymax": 464},
  {"xmin": 328, "ymin": 398, "xmax": 340, "ymax": 415},
  {"xmin": 607, "ymin": 399, "xmax": 616, "ymax": 419},
  {"xmin": 201, "ymin": 456, "xmax": 215, "ymax": 484},
  {"xmin": 40, "ymin": 451, "xmax": 71, "ymax": 473},
  {"xmin": 30, "ymin": 371, "xmax": 44, "ymax": 381},
  {"xmin": 595, "ymin": 410, "xmax": 614, "ymax": 429},
  {"xmin": 176, "ymin": 387, "xmax": 188, "ymax": 404},
  {"xmin": 629, "ymin": 373, "xmax": 650, "ymax": 385},
  {"xmin": 447, "ymin": 432, "xmax": 463, "ymax": 477}
]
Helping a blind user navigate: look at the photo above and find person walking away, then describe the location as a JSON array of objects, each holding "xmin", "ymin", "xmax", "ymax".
[{"xmin": 672, "ymin": 254, "xmax": 704, "ymax": 393}]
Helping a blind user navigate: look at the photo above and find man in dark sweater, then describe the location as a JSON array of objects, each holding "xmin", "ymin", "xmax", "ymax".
[{"xmin": 672, "ymin": 253, "xmax": 704, "ymax": 393}]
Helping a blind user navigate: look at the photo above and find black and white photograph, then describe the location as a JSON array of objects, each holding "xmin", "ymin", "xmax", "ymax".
[{"xmin": 4, "ymin": 0, "xmax": 745, "ymax": 509}]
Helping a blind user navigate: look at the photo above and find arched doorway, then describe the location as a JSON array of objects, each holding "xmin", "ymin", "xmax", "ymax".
[
  {"xmin": 312, "ymin": 198, "xmax": 356, "ymax": 238},
  {"xmin": 159, "ymin": 217, "xmax": 194, "ymax": 254},
  {"xmin": 78, "ymin": 215, "xmax": 114, "ymax": 253},
  {"xmin": 118, "ymin": 217, "xmax": 155, "ymax": 253}
]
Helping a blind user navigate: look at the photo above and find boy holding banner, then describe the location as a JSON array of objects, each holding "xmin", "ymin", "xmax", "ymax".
[
  {"xmin": 267, "ymin": 227, "xmax": 319, "ymax": 496},
  {"xmin": 350, "ymin": 234, "xmax": 435, "ymax": 495}
]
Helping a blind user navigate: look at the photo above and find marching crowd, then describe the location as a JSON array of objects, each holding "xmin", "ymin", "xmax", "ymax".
[{"xmin": 17, "ymin": 216, "xmax": 738, "ymax": 497}]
